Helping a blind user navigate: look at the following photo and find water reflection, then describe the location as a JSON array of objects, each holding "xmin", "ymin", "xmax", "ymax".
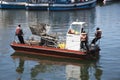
[
  {"xmin": 0, "ymin": 10, "xmax": 27, "ymax": 28},
  {"xmin": 11, "ymin": 52, "xmax": 102, "ymax": 80},
  {"xmin": 16, "ymin": 58, "xmax": 25, "ymax": 80},
  {"xmin": 27, "ymin": 8, "xmax": 95, "ymax": 30}
]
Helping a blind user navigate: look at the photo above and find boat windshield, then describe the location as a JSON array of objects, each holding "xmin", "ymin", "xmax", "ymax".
[
  {"xmin": 68, "ymin": 24, "xmax": 81, "ymax": 35},
  {"xmin": 72, "ymin": 24, "xmax": 81, "ymax": 32}
]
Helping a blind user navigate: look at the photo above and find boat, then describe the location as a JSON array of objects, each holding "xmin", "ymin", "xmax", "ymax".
[
  {"xmin": 25, "ymin": 0, "xmax": 97, "ymax": 11},
  {"xmin": 10, "ymin": 21, "xmax": 101, "ymax": 60},
  {"xmin": 0, "ymin": 1, "xmax": 26, "ymax": 9}
]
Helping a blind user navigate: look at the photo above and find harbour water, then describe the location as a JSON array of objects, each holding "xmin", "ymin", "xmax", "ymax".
[{"xmin": 0, "ymin": 1, "xmax": 120, "ymax": 80}]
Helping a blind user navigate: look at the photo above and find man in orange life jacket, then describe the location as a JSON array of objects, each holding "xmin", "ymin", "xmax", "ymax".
[
  {"xmin": 80, "ymin": 31, "xmax": 89, "ymax": 51},
  {"xmin": 15, "ymin": 25, "xmax": 25, "ymax": 44},
  {"xmin": 91, "ymin": 27, "xmax": 102, "ymax": 44}
]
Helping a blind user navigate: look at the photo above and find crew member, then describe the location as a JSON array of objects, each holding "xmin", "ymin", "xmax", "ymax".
[
  {"xmin": 91, "ymin": 27, "xmax": 102, "ymax": 44},
  {"xmin": 15, "ymin": 24, "xmax": 25, "ymax": 44},
  {"xmin": 68, "ymin": 29, "xmax": 75, "ymax": 34},
  {"xmin": 80, "ymin": 31, "xmax": 89, "ymax": 51}
]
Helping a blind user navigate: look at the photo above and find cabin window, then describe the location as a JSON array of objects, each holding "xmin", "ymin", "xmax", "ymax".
[{"xmin": 68, "ymin": 24, "xmax": 81, "ymax": 34}]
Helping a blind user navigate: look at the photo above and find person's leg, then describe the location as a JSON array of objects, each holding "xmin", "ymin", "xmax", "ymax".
[
  {"xmin": 21, "ymin": 36, "xmax": 25, "ymax": 44},
  {"xmin": 85, "ymin": 41, "xmax": 89, "ymax": 51},
  {"xmin": 18, "ymin": 36, "xmax": 22, "ymax": 43},
  {"xmin": 91, "ymin": 38, "xmax": 97, "ymax": 44},
  {"xmin": 81, "ymin": 41, "xmax": 84, "ymax": 49},
  {"xmin": 19, "ymin": 36, "xmax": 25, "ymax": 44}
]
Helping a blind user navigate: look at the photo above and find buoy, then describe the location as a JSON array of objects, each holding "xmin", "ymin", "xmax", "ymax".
[{"xmin": 58, "ymin": 43, "xmax": 66, "ymax": 49}]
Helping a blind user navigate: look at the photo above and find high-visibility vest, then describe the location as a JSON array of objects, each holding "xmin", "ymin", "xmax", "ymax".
[
  {"xmin": 95, "ymin": 30, "xmax": 102, "ymax": 38},
  {"xmin": 81, "ymin": 33, "xmax": 87, "ymax": 41},
  {"xmin": 15, "ymin": 27, "xmax": 22, "ymax": 35}
]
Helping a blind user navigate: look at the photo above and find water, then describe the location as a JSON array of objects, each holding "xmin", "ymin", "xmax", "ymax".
[{"xmin": 0, "ymin": 1, "xmax": 120, "ymax": 80}]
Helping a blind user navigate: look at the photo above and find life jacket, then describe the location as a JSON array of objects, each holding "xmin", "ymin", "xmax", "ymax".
[
  {"xmin": 95, "ymin": 30, "xmax": 102, "ymax": 38},
  {"xmin": 81, "ymin": 33, "xmax": 87, "ymax": 41},
  {"xmin": 15, "ymin": 27, "xmax": 22, "ymax": 35}
]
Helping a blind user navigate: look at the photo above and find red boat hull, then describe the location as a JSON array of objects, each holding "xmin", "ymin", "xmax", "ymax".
[{"xmin": 10, "ymin": 42, "xmax": 100, "ymax": 60}]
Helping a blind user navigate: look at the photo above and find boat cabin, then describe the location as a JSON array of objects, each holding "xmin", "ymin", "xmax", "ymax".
[{"xmin": 66, "ymin": 22, "xmax": 87, "ymax": 51}]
